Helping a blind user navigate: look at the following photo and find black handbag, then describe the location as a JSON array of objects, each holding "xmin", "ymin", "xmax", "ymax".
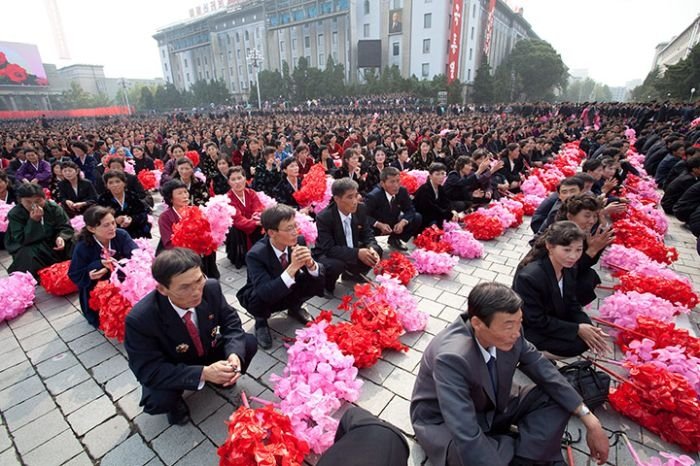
[{"xmin": 558, "ymin": 360, "xmax": 610, "ymax": 410}]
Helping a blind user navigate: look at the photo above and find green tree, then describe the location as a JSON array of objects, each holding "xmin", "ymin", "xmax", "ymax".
[
  {"xmin": 659, "ymin": 42, "xmax": 700, "ymax": 100},
  {"xmin": 322, "ymin": 56, "xmax": 346, "ymax": 98},
  {"xmin": 140, "ymin": 87, "xmax": 156, "ymax": 110},
  {"xmin": 61, "ymin": 81, "xmax": 96, "ymax": 108},
  {"xmin": 630, "ymin": 67, "xmax": 663, "ymax": 102},
  {"xmin": 189, "ymin": 79, "xmax": 230, "ymax": 106},
  {"xmin": 153, "ymin": 83, "xmax": 184, "ymax": 110},
  {"xmin": 257, "ymin": 69, "xmax": 285, "ymax": 101},
  {"xmin": 496, "ymin": 39, "xmax": 568, "ymax": 101},
  {"xmin": 472, "ymin": 54, "xmax": 494, "ymax": 104}
]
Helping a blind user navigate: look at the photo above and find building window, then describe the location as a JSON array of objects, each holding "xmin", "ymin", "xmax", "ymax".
[
  {"xmin": 230, "ymin": 66, "xmax": 233, "ymax": 75},
  {"xmin": 280, "ymin": 40, "xmax": 285, "ymax": 53},
  {"xmin": 186, "ymin": 72, "xmax": 190, "ymax": 81},
  {"xmin": 161, "ymin": 49, "xmax": 165, "ymax": 57},
  {"xmin": 422, "ymin": 63, "xmax": 429, "ymax": 77},
  {"xmin": 304, "ymin": 36, "xmax": 310, "ymax": 48},
  {"xmin": 467, "ymin": 68, "xmax": 471, "ymax": 81},
  {"xmin": 471, "ymin": 27, "xmax": 475, "ymax": 40},
  {"xmin": 332, "ymin": 32, "xmax": 338, "ymax": 46},
  {"xmin": 164, "ymin": 63, "xmax": 168, "ymax": 71},
  {"xmin": 363, "ymin": 0, "xmax": 370, "ymax": 14},
  {"xmin": 227, "ymin": 34, "xmax": 231, "ymax": 44},
  {"xmin": 319, "ymin": 53, "xmax": 325, "ymax": 67},
  {"xmin": 306, "ymin": 55, "xmax": 311, "ymax": 64},
  {"xmin": 363, "ymin": 23, "xmax": 370, "ymax": 37},
  {"xmin": 318, "ymin": 33, "xmax": 324, "ymax": 47},
  {"xmin": 473, "ymin": 3, "xmax": 476, "ymax": 17},
  {"xmin": 423, "ymin": 39, "xmax": 430, "ymax": 54},
  {"xmin": 184, "ymin": 59, "xmax": 188, "ymax": 68},
  {"xmin": 248, "ymin": 65, "xmax": 253, "ymax": 74},
  {"xmin": 424, "ymin": 13, "xmax": 432, "ymax": 29},
  {"xmin": 393, "ymin": 42, "xmax": 399, "ymax": 56},
  {"xmin": 245, "ymin": 30, "xmax": 249, "ymax": 41},
  {"xmin": 198, "ymin": 71, "xmax": 203, "ymax": 80},
  {"xmin": 469, "ymin": 48, "xmax": 473, "ymax": 60},
  {"xmin": 204, "ymin": 56, "xmax": 208, "ymax": 65},
  {"xmin": 237, "ymin": 49, "xmax": 241, "ymax": 59},
  {"xmin": 292, "ymin": 38, "xmax": 297, "ymax": 49},
  {"xmin": 236, "ymin": 32, "xmax": 240, "ymax": 42},
  {"xmin": 392, "ymin": 0, "xmax": 401, "ymax": 8}
]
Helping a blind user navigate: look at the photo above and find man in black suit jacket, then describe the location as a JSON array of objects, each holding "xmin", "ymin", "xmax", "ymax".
[
  {"xmin": 364, "ymin": 166, "xmax": 422, "ymax": 250},
  {"xmin": 237, "ymin": 204, "xmax": 325, "ymax": 349},
  {"xmin": 314, "ymin": 178, "xmax": 383, "ymax": 293},
  {"xmin": 125, "ymin": 248, "xmax": 257, "ymax": 425},
  {"xmin": 413, "ymin": 162, "xmax": 457, "ymax": 229},
  {"xmin": 411, "ymin": 283, "xmax": 609, "ymax": 466}
]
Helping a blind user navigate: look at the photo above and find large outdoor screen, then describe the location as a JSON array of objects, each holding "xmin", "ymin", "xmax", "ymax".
[
  {"xmin": 0, "ymin": 41, "xmax": 48, "ymax": 86},
  {"xmin": 357, "ymin": 40, "xmax": 381, "ymax": 69}
]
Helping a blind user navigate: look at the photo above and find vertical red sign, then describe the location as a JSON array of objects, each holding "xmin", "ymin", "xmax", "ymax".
[
  {"xmin": 447, "ymin": 1, "xmax": 463, "ymax": 83},
  {"xmin": 483, "ymin": 0, "xmax": 497, "ymax": 56}
]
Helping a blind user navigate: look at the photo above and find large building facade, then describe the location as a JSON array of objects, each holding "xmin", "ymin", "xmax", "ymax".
[
  {"xmin": 651, "ymin": 14, "xmax": 700, "ymax": 74},
  {"xmin": 153, "ymin": 0, "xmax": 537, "ymax": 101}
]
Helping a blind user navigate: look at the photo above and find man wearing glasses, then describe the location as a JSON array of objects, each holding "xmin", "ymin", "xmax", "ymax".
[
  {"xmin": 125, "ymin": 248, "xmax": 258, "ymax": 425},
  {"xmin": 237, "ymin": 204, "xmax": 325, "ymax": 349}
]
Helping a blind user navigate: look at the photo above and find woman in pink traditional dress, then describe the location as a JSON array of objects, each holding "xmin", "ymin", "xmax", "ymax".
[{"xmin": 225, "ymin": 166, "xmax": 264, "ymax": 268}]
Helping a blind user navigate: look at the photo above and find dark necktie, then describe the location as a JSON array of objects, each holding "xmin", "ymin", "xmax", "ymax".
[
  {"xmin": 486, "ymin": 355, "xmax": 498, "ymax": 394},
  {"xmin": 280, "ymin": 252, "xmax": 289, "ymax": 269},
  {"xmin": 182, "ymin": 311, "xmax": 204, "ymax": 357}
]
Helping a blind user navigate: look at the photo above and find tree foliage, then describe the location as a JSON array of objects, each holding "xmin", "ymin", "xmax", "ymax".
[
  {"xmin": 563, "ymin": 77, "xmax": 613, "ymax": 102},
  {"xmin": 631, "ymin": 42, "xmax": 700, "ymax": 102},
  {"xmin": 472, "ymin": 54, "xmax": 494, "ymax": 104}
]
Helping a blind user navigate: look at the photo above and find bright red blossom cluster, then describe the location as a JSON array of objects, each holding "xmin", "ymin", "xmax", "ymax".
[
  {"xmin": 462, "ymin": 211, "xmax": 505, "ymax": 240},
  {"xmin": 413, "ymin": 226, "xmax": 452, "ymax": 253},
  {"xmin": 616, "ymin": 316, "xmax": 700, "ymax": 359},
  {"xmin": 612, "ymin": 219, "xmax": 678, "ymax": 264},
  {"xmin": 615, "ymin": 272, "xmax": 699, "ymax": 310},
  {"xmin": 171, "ymin": 206, "xmax": 218, "ymax": 255},
  {"xmin": 373, "ymin": 252, "xmax": 417, "ymax": 286},
  {"xmin": 292, "ymin": 163, "xmax": 327, "ymax": 206},
  {"xmin": 88, "ymin": 281, "xmax": 132, "ymax": 342},
  {"xmin": 38, "ymin": 260, "xmax": 78, "ymax": 296}
]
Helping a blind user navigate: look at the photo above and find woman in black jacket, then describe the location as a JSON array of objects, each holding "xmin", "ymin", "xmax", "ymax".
[
  {"xmin": 512, "ymin": 221, "xmax": 609, "ymax": 358},
  {"xmin": 56, "ymin": 161, "xmax": 97, "ymax": 218},
  {"xmin": 96, "ymin": 170, "xmax": 151, "ymax": 239}
]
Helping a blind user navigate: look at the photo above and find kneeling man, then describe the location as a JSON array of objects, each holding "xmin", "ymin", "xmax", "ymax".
[
  {"xmin": 125, "ymin": 248, "xmax": 257, "ymax": 425},
  {"xmin": 410, "ymin": 282, "xmax": 608, "ymax": 466}
]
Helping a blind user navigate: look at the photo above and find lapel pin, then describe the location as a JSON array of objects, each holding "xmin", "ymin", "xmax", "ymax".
[
  {"xmin": 176, "ymin": 343, "xmax": 189, "ymax": 353},
  {"xmin": 208, "ymin": 314, "xmax": 214, "ymax": 320}
]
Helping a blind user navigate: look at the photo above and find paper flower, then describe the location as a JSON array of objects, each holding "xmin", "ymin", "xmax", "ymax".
[
  {"xmin": 406, "ymin": 170, "xmax": 429, "ymax": 187},
  {"xmin": 110, "ymin": 246, "xmax": 156, "ymax": 306},
  {"xmin": 185, "ymin": 150, "xmax": 200, "ymax": 167},
  {"xmin": 612, "ymin": 219, "xmax": 678, "ymax": 265},
  {"xmin": 295, "ymin": 211, "xmax": 317, "ymax": 245},
  {"xmin": 442, "ymin": 221, "xmax": 483, "ymax": 259},
  {"xmin": 137, "ymin": 169, "xmax": 158, "ymax": 191},
  {"xmin": 201, "ymin": 195, "xmax": 236, "ymax": 246},
  {"xmin": 481, "ymin": 204, "xmax": 517, "ymax": 229},
  {"xmin": 520, "ymin": 176, "xmax": 548, "ymax": 197},
  {"xmin": 512, "ymin": 193, "xmax": 544, "ymax": 215},
  {"xmin": 399, "ymin": 171, "xmax": 419, "ymax": 195},
  {"xmin": 600, "ymin": 244, "xmax": 654, "ymax": 273},
  {"xmin": 0, "ymin": 272, "xmax": 36, "ymax": 322},
  {"xmin": 615, "ymin": 272, "xmax": 698, "ymax": 310},
  {"xmin": 256, "ymin": 191, "xmax": 278, "ymax": 209},
  {"xmin": 598, "ymin": 291, "xmax": 687, "ymax": 328},
  {"xmin": 624, "ymin": 339, "xmax": 700, "ymax": 396},
  {"xmin": 38, "ymin": 261, "xmax": 78, "ymax": 296},
  {"xmin": 293, "ymin": 164, "xmax": 328, "ymax": 208},
  {"xmin": 154, "ymin": 159, "xmax": 164, "ymax": 171},
  {"xmin": 373, "ymin": 252, "xmax": 417, "ymax": 286},
  {"xmin": 463, "ymin": 211, "xmax": 505, "ymax": 240},
  {"xmin": 410, "ymin": 248, "xmax": 458, "ymax": 274},
  {"xmin": 0, "ymin": 202, "xmax": 14, "ymax": 232},
  {"xmin": 217, "ymin": 404, "xmax": 309, "ymax": 466},
  {"xmin": 616, "ymin": 316, "xmax": 700, "ymax": 360},
  {"xmin": 171, "ymin": 206, "xmax": 217, "ymax": 256},
  {"xmin": 375, "ymin": 274, "xmax": 428, "ymax": 332},
  {"xmin": 88, "ymin": 280, "xmax": 133, "ymax": 342},
  {"xmin": 498, "ymin": 198, "xmax": 524, "ymax": 226},
  {"xmin": 413, "ymin": 225, "xmax": 452, "ymax": 253},
  {"xmin": 69, "ymin": 215, "xmax": 85, "ymax": 232}
]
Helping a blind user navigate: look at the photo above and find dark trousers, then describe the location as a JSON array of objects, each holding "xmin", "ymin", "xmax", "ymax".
[
  {"xmin": 526, "ymin": 331, "xmax": 589, "ymax": 358},
  {"xmin": 446, "ymin": 386, "xmax": 571, "ymax": 465},
  {"xmin": 576, "ymin": 268, "xmax": 600, "ymax": 307},
  {"xmin": 139, "ymin": 333, "xmax": 258, "ymax": 415},
  {"xmin": 319, "ymin": 246, "xmax": 382, "ymax": 291},
  {"xmin": 245, "ymin": 286, "xmax": 317, "ymax": 328},
  {"xmin": 372, "ymin": 213, "xmax": 423, "ymax": 242}
]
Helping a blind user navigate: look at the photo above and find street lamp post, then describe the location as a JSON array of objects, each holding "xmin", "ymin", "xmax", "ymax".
[
  {"xmin": 691, "ymin": 87, "xmax": 696, "ymax": 103},
  {"xmin": 121, "ymin": 78, "xmax": 132, "ymax": 115},
  {"xmin": 246, "ymin": 49, "xmax": 263, "ymax": 110}
]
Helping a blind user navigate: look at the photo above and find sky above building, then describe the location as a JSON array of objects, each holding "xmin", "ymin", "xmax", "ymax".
[{"xmin": 3, "ymin": 0, "xmax": 697, "ymax": 87}]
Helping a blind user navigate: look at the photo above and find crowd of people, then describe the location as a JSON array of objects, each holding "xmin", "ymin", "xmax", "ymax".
[{"xmin": 1, "ymin": 99, "xmax": 698, "ymax": 466}]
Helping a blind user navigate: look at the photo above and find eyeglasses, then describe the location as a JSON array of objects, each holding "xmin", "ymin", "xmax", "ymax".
[
  {"xmin": 170, "ymin": 273, "xmax": 207, "ymax": 295},
  {"xmin": 275, "ymin": 224, "xmax": 298, "ymax": 233}
]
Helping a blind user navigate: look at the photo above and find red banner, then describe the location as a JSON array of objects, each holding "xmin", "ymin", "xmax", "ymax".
[
  {"xmin": 447, "ymin": 0, "xmax": 463, "ymax": 84},
  {"xmin": 483, "ymin": 0, "xmax": 497, "ymax": 56},
  {"xmin": 0, "ymin": 106, "xmax": 132, "ymax": 120}
]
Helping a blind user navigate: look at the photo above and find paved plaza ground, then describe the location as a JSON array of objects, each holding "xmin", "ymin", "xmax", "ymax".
[{"xmin": 0, "ymin": 199, "xmax": 698, "ymax": 466}]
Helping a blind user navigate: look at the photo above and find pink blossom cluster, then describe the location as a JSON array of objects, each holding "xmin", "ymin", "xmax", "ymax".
[
  {"xmin": 69, "ymin": 214, "xmax": 85, "ymax": 232},
  {"xmin": 410, "ymin": 248, "xmax": 458, "ymax": 274},
  {"xmin": 295, "ymin": 211, "xmax": 318, "ymax": 245},
  {"xmin": 256, "ymin": 191, "xmax": 278, "ymax": 209},
  {"xmin": 0, "ymin": 272, "xmax": 36, "ymax": 322},
  {"xmin": 0, "ymin": 202, "xmax": 13, "ymax": 232},
  {"xmin": 624, "ymin": 338, "xmax": 700, "ymax": 396},
  {"xmin": 406, "ymin": 170, "xmax": 429, "ymax": 186},
  {"xmin": 640, "ymin": 452, "xmax": 697, "ymax": 466},
  {"xmin": 201, "ymin": 195, "xmax": 237, "ymax": 246},
  {"xmin": 479, "ymin": 203, "xmax": 516, "ymax": 229},
  {"xmin": 521, "ymin": 176, "xmax": 548, "ymax": 197},
  {"xmin": 311, "ymin": 178, "xmax": 333, "ymax": 215},
  {"xmin": 270, "ymin": 320, "xmax": 362, "ymax": 454},
  {"xmin": 598, "ymin": 291, "xmax": 688, "ymax": 328},
  {"xmin": 375, "ymin": 274, "xmax": 428, "ymax": 332},
  {"xmin": 111, "ymin": 241, "xmax": 157, "ymax": 305},
  {"xmin": 442, "ymin": 221, "xmax": 483, "ymax": 259}
]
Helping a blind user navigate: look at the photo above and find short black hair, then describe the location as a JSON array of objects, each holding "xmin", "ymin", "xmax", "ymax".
[
  {"xmin": 60, "ymin": 161, "xmax": 79, "ymax": 171},
  {"xmin": 428, "ymin": 162, "xmax": 447, "ymax": 174},
  {"xmin": 260, "ymin": 204, "xmax": 296, "ymax": 231},
  {"xmin": 686, "ymin": 155, "xmax": 700, "ymax": 170},
  {"xmin": 557, "ymin": 176, "xmax": 584, "ymax": 192},
  {"xmin": 103, "ymin": 169, "xmax": 127, "ymax": 185},
  {"xmin": 582, "ymin": 159, "xmax": 602, "ymax": 172},
  {"xmin": 16, "ymin": 183, "xmax": 45, "ymax": 199},
  {"xmin": 466, "ymin": 282, "xmax": 523, "ymax": 327},
  {"xmin": 380, "ymin": 166, "xmax": 400, "ymax": 181},
  {"xmin": 331, "ymin": 177, "xmax": 359, "ymax": 197},
  {"xmin": 160, "ymin": 179, "xmax": 188, "ymax": 206},
  {"xmin": 281, "ymin": 156, "xmax": 298, "ymax": 171},
  {"xmin": 70, "ymin": 141, "xmax": 89, "ymax": 153},
  {"xmin": 152, "ymin": 248, "xmax": 203, "ymax": 288}
]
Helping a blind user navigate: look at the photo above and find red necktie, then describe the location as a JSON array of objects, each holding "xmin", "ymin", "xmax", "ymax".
[
  {"xmin": 280, "ymin": 252, "xmax": 289, "ymax": 269},
  {"xmin": 182, "ymin": 311, "xmax": 204, "ymax": 357}
]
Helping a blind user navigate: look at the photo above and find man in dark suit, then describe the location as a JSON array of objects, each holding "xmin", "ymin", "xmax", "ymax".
[
  {"xmin": 411, "ymin": 283, "xmax": 609, "ymax": 466},
  {"xmin": 314, "ymin": 178, "xmax": 383, "ymax": 293},
  {"xmin": 364, "ymin": 166, "xmax": 422, "ymax": 250},
  {"xmin": 125, "ymin": 248, "xmax": 257, "ymax": 425},
  {"xmin": 237, "ymin": 204, "xmax": 325, "ymax": 349},
  {"xmin": 413, "ymin": 162, "xmax": 457, "ymax": 229}
]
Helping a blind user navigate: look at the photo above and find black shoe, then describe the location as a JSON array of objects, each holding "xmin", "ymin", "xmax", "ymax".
[
  {"xmin": 388, "ymin": 237, "xmax": 408, "ymax": 251},
  {"xmin": 255, "ymin": 325, "xmax": 272, "ymax": 349},
  {"xmin": 341, "ymin": 272, "xmax": 370, "ymax": 283},
  {"xmin": 167, "ymin": 398, "xmax": 190, "ymax": 426},
  {"xmin": 288, "ymin": 306, "xmax": 313, "ymax": 325}
]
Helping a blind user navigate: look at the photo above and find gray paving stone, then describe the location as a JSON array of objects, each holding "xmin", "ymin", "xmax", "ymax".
[
  {"xmin": 55, "ymin": 378, "xmax": 104, "ymax": 415},
  {"xmin": 382, "ymin": 347, "xmax": 423, "ymax": 373},
  {"xmin": 68, "ymin": 331, "xmax": 107, "ymax": 354},
  {"xmin": 18, "ymin": 327, "xmax": 60, "ymax": 352},
  {"xmin": 76, "ymin": 341, "xmax": 119, "ymax": 368},
  {"xmin": 117, "ymin": 387, "xmax": 144, "ymax": 420},
  {"xmin": 438, "ymin": 291, "xmax": 466, "ymax": 310},
  {"xmin": 104, "ymin": 369, "xmax": 140, "ymax": 401},
  {"xmin": 244, "ymin": 349, "xmax": 278, "ymax": 379},
  {"xmin": 0, "ymin": 423, "xmax": 11, "ymax": 452},
  {"xmin": 417, "ymin": 299, "xmax": 445, "ymax": 317},
  {"xmin": 22, "ymin": 428, "xmax": 84, "ymax": 466},
  {"xmin": 356, "ymin": 380, "xmax": 394, "ymax": 416},
  {"xmin": 0, "ymin": 375, "xmax": 45, "ymax": 411},
  {"xmin": 151, "ymin": 423, "xmax": 205, "ymax": 465},
  {"xmin": 67, "ymin": 395, "xmax": 117, "ymax": 436},
  {"xmin": 35, "ymin": 351, "xmax": 78, "ymax": 378},
  {"xmin": 134, "ymin": 412, "xmax": 170, "ymax": 442},
  {"xmin": 55, "ymin": 320, "xmax": 95, "ymax": 342},
  {"xmin": 100, "ymin": 434, "xmax": 155, "ymax": 466},
  {"xmin": 174, "ymin": 438, "xmax": 218, "ymax": 466},
  {"xmin": 0, "ymin": 336, "xmax": 20, "ymax": 355},
  {"xmin": 0, "ymin": 448, "xmax": 20, "ymax": 465},
  {"xmin": 4, "ymin": 391, "xmax": 56, "ymax": 432},
  {"xmin": 198, "ymin": 402, "xmax": 235, "ymax": 446},
  {"xmin": 414, "ymin": 284, "xmax": 442, "ymax": 301},
  {"xmin": 358, "ymin": 359, "xmax": 396, "ymax": 385},
  {"xmin": 184, "ymin": 386, "xmax": 227, "ymax": 424},
  {"xmin": 0, "ymin": 360, "xmax": 34, "ymax": 391},
  {"xmin": 47, "ymin": 310, "xmax": 84, "ymax": 331},
  {"xmin": 91, "ymin": 354, "xmax": 129, "ymax": 384},
  {"xmin": 12, "ymin": 409, "xmax": 69, "ymax": 455},
  {"xmin": 7, "ymin": 309, "xmax": 45, "ymax": 331},
  {"xmin": 83, "ymin": 415, "xmax": 131, "ymax": 459},
  {"xmin": 0, "ymin": 347, "xmax": 27, "ymax": 372},
  {"xmin": 380, "ymin": 395, "xmax": 413, "ymax": 436},
  {"xmin": 215, "ymin": 377, "xmax": 267, "ymax": 405},
  {"xmin": 382, "ymin": 366, "xmax": 417, "ymax": 400},
  {"xmin": 45, "ymin": 364, "xmax": 91, "ymax": 395},
  {"xmin": 26, "ymin": 338, "xmax": 68, "ymax": 365},
  {"xmin": 145, "ymin": 456, "xmax": 166, "ymax": 466},
  {"xmin": 61, "ymin": 452, "xmax": 94, "ymax": 466}
]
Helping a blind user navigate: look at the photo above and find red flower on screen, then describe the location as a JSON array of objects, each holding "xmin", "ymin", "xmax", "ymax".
[{"xmin": 4, "ymin": 64, "xmax": 28, "ymax": 83}]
